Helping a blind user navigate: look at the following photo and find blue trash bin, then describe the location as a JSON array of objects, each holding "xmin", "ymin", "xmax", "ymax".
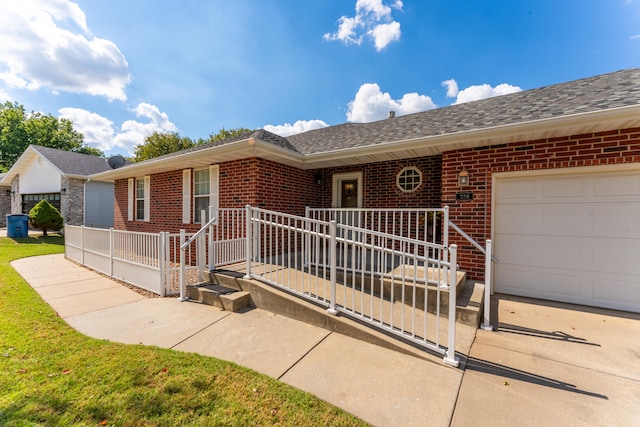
[{"xmin": 6, "ymin": 214, "xmax": 29, "ymax": 238}]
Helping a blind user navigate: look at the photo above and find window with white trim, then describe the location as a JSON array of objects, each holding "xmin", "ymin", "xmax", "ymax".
[
  {"xmin": 128, "ymin": 176, "xmax": 150, "ymax": 221},
  {"xmin": 194, "ymin": 168, "xmax": 210, "ymax": 223},
  {"xmin": 397, "ymin": 167, "xmax": 422, "ymax": 193},
  {"xmin": 136, "ymin": 178, "xmax": 145, "ymax": 220}
]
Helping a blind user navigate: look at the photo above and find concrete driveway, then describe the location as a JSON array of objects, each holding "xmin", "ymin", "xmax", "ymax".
[{"xmin": 452, "ymin": 294, "xmax": 640, "ymax": 426}]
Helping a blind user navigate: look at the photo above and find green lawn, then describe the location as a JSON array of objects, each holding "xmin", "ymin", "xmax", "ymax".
[{"xmin": 0, "ymin": 235, "xmax": 367, "ymax": 426}]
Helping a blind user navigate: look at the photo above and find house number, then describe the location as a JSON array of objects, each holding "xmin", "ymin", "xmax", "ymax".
[{"xmin": 456, "ymin": 191, "xmax": 473, "ymax": 201}]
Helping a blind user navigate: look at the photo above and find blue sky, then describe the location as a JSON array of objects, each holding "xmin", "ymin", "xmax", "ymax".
[{"xmin": 1, "ymin": 0, "xmax": 639, "ymax": 157}]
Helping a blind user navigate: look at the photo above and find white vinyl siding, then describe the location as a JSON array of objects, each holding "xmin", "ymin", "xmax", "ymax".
[
  {"xmin": 494, "ymin": 167, "xmax": 640, "ymax": 313},
  {"xmin": 84, "ymin": 181, "xmax": 114, "ymax": 228}
]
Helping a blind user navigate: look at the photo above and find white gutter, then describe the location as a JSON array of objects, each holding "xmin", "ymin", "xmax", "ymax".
[
  {"xmin": 303, "ymin": 104, "xmax": 640, "ymax": 165},
  {"xmin": 89, "ymin": 103, "xmax": 640, "ymax": 178}
]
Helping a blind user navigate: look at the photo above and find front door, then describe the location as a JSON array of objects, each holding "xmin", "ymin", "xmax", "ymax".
[
  {"xmin": 333, "ymin": 172, "xmax": 362, "ymax": 209},
  {"xmin": 333, "ymin": 173, "xmax": 363, "ymax": 239},
  {"xmin": 340, "ymin": 179, "xmax": 358, "ymax": 208}
]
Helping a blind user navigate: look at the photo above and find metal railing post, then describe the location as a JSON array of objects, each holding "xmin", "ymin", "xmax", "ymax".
[
  {"xmin": 179, "ymin": 229, "xmax": 187, "ymax": 301},
  {"xmin": 444, "ymin": 244, "xmax": 459, "ymax": 367},
  {"xmin": 481, "ymin": 239, "xmax": 494, "ymax": 331},
  {"xmin": 327, "ymin": 220, "xmax": 338, "ymax": 315},
  {"xmin": 443, "ymin": 206, "xmax": 449, "ymax": 283},
  {"xmin": 304, "ymin": 206, "xmax": 310, "ymax": 268},
  {"xmin": 208, "ymin": 205, "xmax": 215, "ymax": 270},
  {"xmin": 244, "ymin": 205, "xmax": 252, "ymax": 279}
]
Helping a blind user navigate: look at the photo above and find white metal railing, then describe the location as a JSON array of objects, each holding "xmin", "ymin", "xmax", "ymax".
[
  {"xmin": 307, "ymin": 206, "xmax": 446, "ymax": 251},
  {"xmin": 178, "ymin": 208, "xmax": 247, "ymax": 299},
  {"xmin": 246, "ymin": 206, "xmax": 459, "ymax": 366},
  {"xmin": 447, "ymin": 220, "xmax": 496, "ymax": 330},
  {"xmin": 308, "ymin": 206, "xmax": 497, "ymax": 331}
]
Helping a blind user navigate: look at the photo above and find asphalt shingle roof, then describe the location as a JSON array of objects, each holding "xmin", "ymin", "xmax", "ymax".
[
  {"xmin": 32, "ymin": 146, "xmax": 113, "ymax": 175},
  {"xmin": 122, "ymin": 68, "xmax": 640, "ymax": 168},
  {"xmin": 286, "ymin": 68, "xmax": 640, "ymax": 155}
]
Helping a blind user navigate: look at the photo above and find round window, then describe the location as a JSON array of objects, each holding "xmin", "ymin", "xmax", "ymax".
[{"xmin": 397, "ymin": 167, "xmax": 422, "ymax": 193}]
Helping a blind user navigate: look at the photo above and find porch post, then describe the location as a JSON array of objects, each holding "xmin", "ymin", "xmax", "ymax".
[
  {"xmin": 444, "ymin": 244, "xmax": 459, "ymax": 367},
  {"xmin": 327, "ymin": 220, "xmax": 338, "ymax": 315},
  {"xmin": 244, "ymin": 205, "xmax": 252, "ymax": 279},
  {"xmin": 481, "ymin": 239, "xmax": 494, "ymax": 331}
]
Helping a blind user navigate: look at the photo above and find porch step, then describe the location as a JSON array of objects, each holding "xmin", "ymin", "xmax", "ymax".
[{"xmin": 186, "ymin": 281, "xmax": 250, "ymax": 312}]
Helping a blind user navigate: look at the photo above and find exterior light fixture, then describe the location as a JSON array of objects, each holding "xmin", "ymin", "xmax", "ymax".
[
  {"xmin": 61, "ymin": 188, "xmax": 66, "ymax": 194},
  {"xmin": 458, "ymin": 169, "xmax": 469, "ymax": 187}
]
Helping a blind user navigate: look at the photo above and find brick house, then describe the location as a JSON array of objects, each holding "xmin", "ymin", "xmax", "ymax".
[{"xmin": 91, "ymin": 68, "xmax": 640, "ymax": 313}]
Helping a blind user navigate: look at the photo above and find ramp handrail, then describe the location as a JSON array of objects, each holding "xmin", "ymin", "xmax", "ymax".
[
  {"xmin": 245, "ymin": 205, "xmax": 460, "ymax": 366},
  {"xmin": 179, "ymin": 207, "xmax": 217, "ymax": 300}
]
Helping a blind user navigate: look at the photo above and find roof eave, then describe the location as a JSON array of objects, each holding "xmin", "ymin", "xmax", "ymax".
[
  {"xmin": 301, "ymin": 104, "xmax": 640, "ymax": 168},
  {"xmin": 89, "ymin": 138, "xmax": 305, "ymax": 181}
]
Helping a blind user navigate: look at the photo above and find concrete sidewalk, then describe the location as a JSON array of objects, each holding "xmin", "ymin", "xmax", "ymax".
[{"xmin": 9, "ymin": 253, "xmax": 640, "ymax": 426}]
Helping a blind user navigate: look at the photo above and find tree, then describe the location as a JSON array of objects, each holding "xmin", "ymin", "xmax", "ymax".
[
  {"xmin": 0, "ymin": 101, "xmax": 102, "ymax": 172},
  {"xmin": 132, "ymin": 128, "xmax": 253, "ymax": 161},
  {"xmin": 199, "ymin": 127, "xmax": 252, "ymax": 144},
  {"xmin": 133, "ymin": 132, "xmax": 194, "ymax": 161},
  {"xmin": 29, "ymin": 199, "xmax": 64, "ymax": 236}
]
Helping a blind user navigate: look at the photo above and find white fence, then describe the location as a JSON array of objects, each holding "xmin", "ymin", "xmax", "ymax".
[
  {"xmin": 65, "ymin": 210, "xmax": 248, "ymax": 296},
  {"xmin": 65, "ymin": 225, "xmax": 170, "ymax": 295},
  {"xmin": 244, "ymin": 206, "xmax": 460, "ymax": 366}
]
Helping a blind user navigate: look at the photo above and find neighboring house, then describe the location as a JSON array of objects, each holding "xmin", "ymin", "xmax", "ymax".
[
  {"xmin": 90, "ymin": 68, "xmax": 640, "ymax": 313},
  {"xmin": 0, "ymin": 145, "xmax": 123, "ymax": 228},
  {"xmin": 0, "ymin": 173, "xmax": 10, "ymax": 227}
]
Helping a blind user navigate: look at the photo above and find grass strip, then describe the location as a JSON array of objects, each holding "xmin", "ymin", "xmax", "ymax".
[{"xmin": 0, "ymin": 234, "xmax": 367, "ymax": 426}]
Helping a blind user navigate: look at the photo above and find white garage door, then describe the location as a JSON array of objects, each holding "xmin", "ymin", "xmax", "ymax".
[{"xmin": 494, "ymin": 167, "xmax": 640, "ymax": 313}]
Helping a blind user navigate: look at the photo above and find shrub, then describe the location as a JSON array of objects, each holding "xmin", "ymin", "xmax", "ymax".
[{"xmin": 29, "ymin": 199, "xmax": 64, "ymax": 236}]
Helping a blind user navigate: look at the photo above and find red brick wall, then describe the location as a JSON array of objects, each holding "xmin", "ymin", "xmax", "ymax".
[
  {"xmin": 443, "ymin": 127, "xmax": 640, "ymax": 280},
  {"xmin": 254, "ymin": 158, "xmax": 320, "ymax": 215},
  {"xmin": 114, "ymin": 158, "xmax": 320, "ymax": 233},
  {"xmin": 317, "ymin": 156, "xmax": 442, "ymax": 208}
]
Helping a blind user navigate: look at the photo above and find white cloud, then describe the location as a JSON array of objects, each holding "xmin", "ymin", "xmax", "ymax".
[
  {"xmin": 442, "ymin": 79, "xmax": 459, "ymax": 98},
  {"xmin": 59, "ymin": 103, "xmax": 177, "ymax": 155},
  {"xmin": 324, "ymin": 0, "xmax": 403, "ymax": 51},
  {"xmin": 368, "ymin": 22, "xmax": 401, "ymax": 51},
  {"xmin": 0, "ymin": 89, "xmax": 11, "ymax": 102},
  {"xmin": 324, "ymin": 16, "xmax": 362, "ymax": 46},
  {"xmin": 446, "ymin": 80, "xmax": 522, "ymax": 104},
  {"xmin": 0, "ymin": 0, "xmax": 130, "ymax": 101},
  {"xmin": 264, "ymin": 119, "xmax": 329, "ymax": 137},
  {"xmin": 346, "ymin": 83, "xmax": 436, "ymax": 122},
  {"xmin": 58, "ymin": 107, "xmax": 115, "ymax": 152}
]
